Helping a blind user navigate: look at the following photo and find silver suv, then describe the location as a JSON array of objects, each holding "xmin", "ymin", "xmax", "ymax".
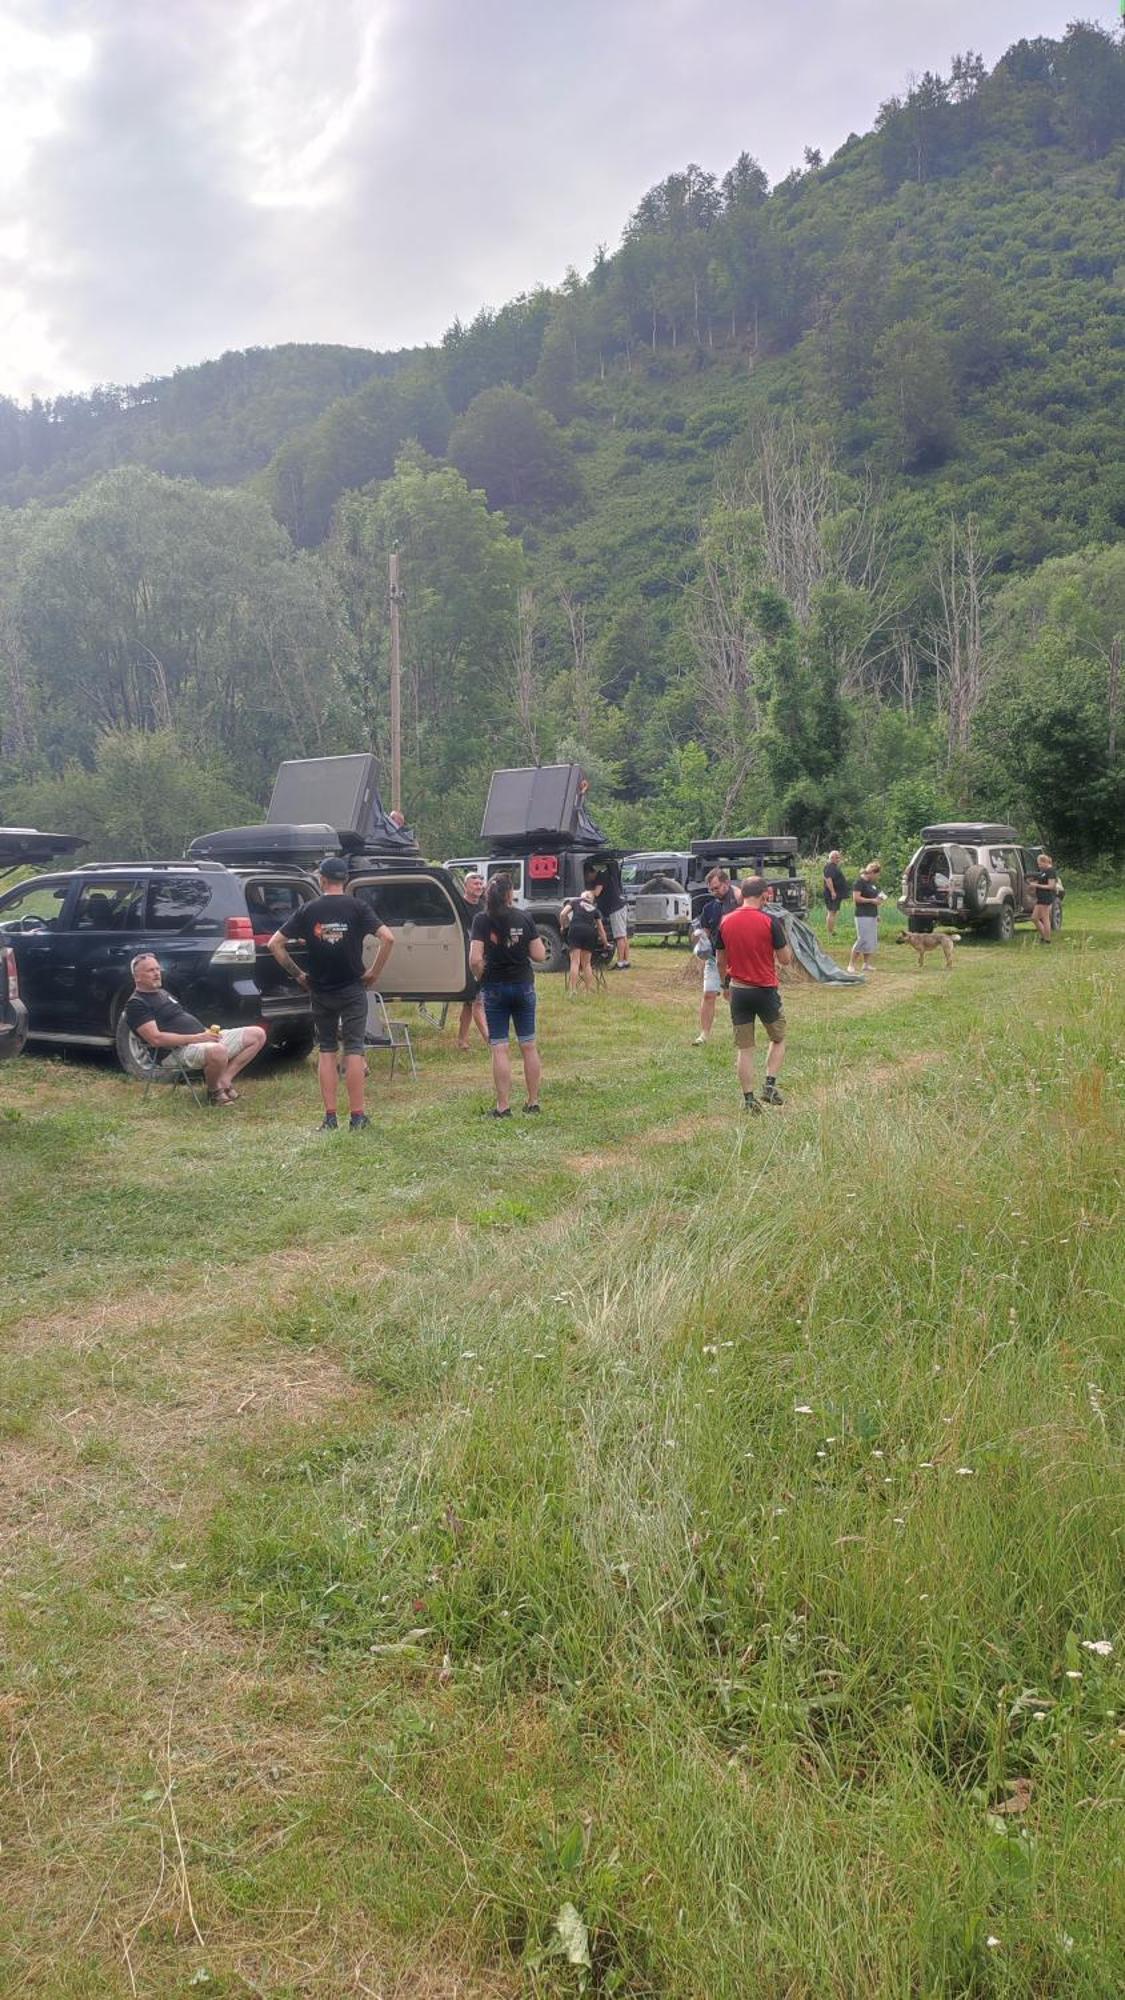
[{"xmin": 899, "ymin": 823, "xmax": 1063, "ymax": 943}]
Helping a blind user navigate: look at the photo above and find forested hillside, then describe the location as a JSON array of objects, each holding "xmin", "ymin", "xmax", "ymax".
[{"xmin": 2, "ymin": 24, "xmax": 1123, "ymax": 865}]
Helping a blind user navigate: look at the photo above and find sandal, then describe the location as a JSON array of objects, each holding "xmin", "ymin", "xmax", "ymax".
[{"xmin": 208, "ymin": 1087, "xmax": 235, "ymax": 1106}]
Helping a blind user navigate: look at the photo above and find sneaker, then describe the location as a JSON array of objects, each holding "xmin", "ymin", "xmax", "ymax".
[
  {"xmin": 318, "ymin": 1113, "xmax": 339, "ymax": 1131},
  {"xmin": 349, "ymin": 1112, "xmax": 371, "ymax": 1131},
  {"xmin": 491, "ymin": 1106, "xmax": 512, "ymax": 1118},
  {"xmin": 522, "ymin": 1102, "xmax": 541, "ymax": 1115},
  {"xmin": 742, "ymin": 1092, "xmax": 763, "ymax": 1116},
  {"xmin": 762, "ymin": 1082, "xmax": 784, "ymax": 1106},
  {"xmin": 692, "ymin": 1033, "xmax": 710, "ymax": 1046}
]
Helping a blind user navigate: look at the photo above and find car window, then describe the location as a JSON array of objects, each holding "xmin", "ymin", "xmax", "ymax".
[
  {"xmin": 948, "ymin": 845, "xmax": 973, "ymax": 874},
  {"xmin": 72, "ymin": 880, "xmax": 144, "ymax": 930},
  {"xmin": 145, "ymin": 876, "xmax": 214, "ymax": 931},
  {"xmin": 354, "ymin": 879, "xmax": 456, "ymax": 927},
  {"xmin": 0, "ymin": 879, "xmax": 69, "ymax": 927},
  {"xmin": 243, "ymin": 879, "xmax": 311, "ymax": 936},
  {"xmin": 486, "ymin": 859, "xmax": 524, "ymax": 894}
]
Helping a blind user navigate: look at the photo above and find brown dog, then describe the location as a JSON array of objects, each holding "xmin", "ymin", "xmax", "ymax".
[{"xmin": 896, "ymin": 930, "xmax": 960, "ymax": 970}]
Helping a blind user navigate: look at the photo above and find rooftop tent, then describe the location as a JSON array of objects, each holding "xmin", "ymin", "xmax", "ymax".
[
  {"xmin": 920, "ymin": 823, "xmax": 1018, "ymax": 843},
  {"xmin": 691, "ymin": 837, "xmax": 799, "ymax": 862},
  {"xmin": 268, "ymin": 755, "xmax": 419, "ymax": 853},
  {"xmin": 481, "ymin": 764, "xmax": 609, "ymax": 849}
]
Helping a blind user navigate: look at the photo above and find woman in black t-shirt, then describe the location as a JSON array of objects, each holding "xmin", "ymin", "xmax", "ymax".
[
  {"xmin": 1032, "ymin": 852, "xmax": 1060, "ymax": 944},
  {"xmin": 468, "ymin": 875, "xmax": 548, "ymax": 1116},
  {"xmin": 561, "ymin": 890, "xmax": 607, "ymax": 996}
]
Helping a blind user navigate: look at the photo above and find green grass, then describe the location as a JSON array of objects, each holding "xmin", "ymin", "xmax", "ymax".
[{"xmin": 1, "ymin": 902, "xmax": 1122, "ymax": 1997}]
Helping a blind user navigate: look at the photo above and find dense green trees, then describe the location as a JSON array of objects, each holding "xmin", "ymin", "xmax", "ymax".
[{"xmin": 1, "ymin": 29, "xmax": 1123, "ymax": 867}]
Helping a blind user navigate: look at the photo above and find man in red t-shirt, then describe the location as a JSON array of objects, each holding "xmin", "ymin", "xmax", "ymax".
[{"xmin": 716, "ymin": 876, "xmax": 792, "ymax": 1113}]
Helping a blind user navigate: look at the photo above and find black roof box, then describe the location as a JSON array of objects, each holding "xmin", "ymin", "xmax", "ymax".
[
  {"xmin": 187, "ymin": 823, "xmax": 338, "ymax": 869},
  {"xmin": 481, "ymin": 764, "xmax": 609, "ymax": 849},
  {"xmin": 921, "ymin": 823, "xmax": 1018, "ymax": 843},
  {"xmin": 691, "ymin": 836, "xmax": 799, "ymax": 861}
]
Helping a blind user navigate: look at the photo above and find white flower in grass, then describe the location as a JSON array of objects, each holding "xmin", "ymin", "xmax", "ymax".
[
  {"xmin": 1065, "ymin": 1670, "xmax": 1082, "ymax": 1680},
  {"xmin": 956, "ymin": 1467, "xmax": 975, "ymax": 1476},
  {"xmin": 702, "ymin": 1344, "xmax": 718, "ymax": 1356},
  {"xmin": 986, "ymin": 1936, "xmax": 1001, "ymax": 1949},
  {"xmin": 793, "ymin": 1403, "xmax": 813, "ymax": 1414},
  {"xmin": 1081, "ymin": 1639, "xmax": 1113, "ymax": 1657}
]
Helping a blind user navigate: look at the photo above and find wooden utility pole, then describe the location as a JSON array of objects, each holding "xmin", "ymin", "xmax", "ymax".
[{"xmin": 388, "ymin": 550, "xmax": 402, "ymax": 814}]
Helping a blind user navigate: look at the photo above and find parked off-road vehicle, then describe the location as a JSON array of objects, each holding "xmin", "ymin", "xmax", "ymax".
[
  {"xmin": 898, "ymin": 823, "xmax": 1063, "ymax": 942},
  {"xmin": 621, "ymin": 838, "xmax": 810, "ymax": 937},
  {"xmin": 0, "ymin": 827, "xmax": 87, "ymax": 1060},
  {"xmin": 447, "ymin": 764, "xmax": 623, "ymax": 973}
]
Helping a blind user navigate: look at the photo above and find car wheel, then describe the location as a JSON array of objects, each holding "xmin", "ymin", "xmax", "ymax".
[
  {"xmin": 113, "ymin": 1007, "xmax": 160, "ymax": 1081},
  {"xmin": 907, "ymin": 916, "xmax": 935, "ymax": 934},
  {"xmin": 962, "ymin": 864, "xmax": 990, "ymax": 914},
  {"xmin": 272, "ymin": 1028, "xmax": 316, "ymax": 1061},
  {"xmin": 988, "ymin": 902, "xmax": 1015, "ymax": 943},
  {"xmin": 535, "ymin": 924, "xmax": 568, "ymax": 974}
]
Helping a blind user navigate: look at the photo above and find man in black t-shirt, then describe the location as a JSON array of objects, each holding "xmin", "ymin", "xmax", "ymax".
[
  {"xmin": 822, "ymin": 850, "xmax": 848, "ymax": 937},
  {"xmin": 268, "ymin": 857, "xmax": 395, "ymax": 1131},
  {"xmin": 124, "ymin": 953, "xmax": 266, "ymax": 1104},
  {"xmin": 590, "ymin": 860, "xmax": 631, "ymax": 969}
]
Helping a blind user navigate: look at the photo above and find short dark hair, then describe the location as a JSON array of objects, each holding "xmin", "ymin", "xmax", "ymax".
[
  {"xmin": 707, "ymin": 868, "xmax": 730, "ymax": 890},
  {"xmin": 739, "ymin": 876, "xmax": 768, "ymax": 900}
]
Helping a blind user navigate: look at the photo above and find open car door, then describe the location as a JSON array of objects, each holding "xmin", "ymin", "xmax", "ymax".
[{"xmin": 349, "ymin": 867, "xmax": 473, "ymax": 1002}]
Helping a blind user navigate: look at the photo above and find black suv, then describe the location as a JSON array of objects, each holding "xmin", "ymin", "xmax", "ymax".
[
  {"xmin": 0, "ymin": 828, "xmax": 88, "ymax": 1061},
  {"xmin": 0, "ymin": 859, "xmax": 317, "ymax": 1074}
]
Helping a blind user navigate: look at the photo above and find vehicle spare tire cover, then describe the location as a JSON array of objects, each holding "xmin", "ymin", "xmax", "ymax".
[{"xmin": 962, "ymin": 864, "xmax": 990, "ymax": 912}]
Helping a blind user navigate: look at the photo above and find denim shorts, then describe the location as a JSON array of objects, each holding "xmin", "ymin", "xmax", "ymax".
[{"xmin": 482, "ymin": 981, "xmax": 537, "ymax": 1045}]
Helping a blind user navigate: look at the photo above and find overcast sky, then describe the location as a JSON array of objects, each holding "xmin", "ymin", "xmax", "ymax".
[{"xmin": 0, "ymin": 0, "xmax": 1106, "ymax": 403}]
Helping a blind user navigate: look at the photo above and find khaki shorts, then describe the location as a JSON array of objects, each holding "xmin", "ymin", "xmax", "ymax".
[
  {"xmin": 175, "ymin": 1026, "xmax": 254, "ymax": 1071},
  {"xmin": 729, "ymin": 983, "xmax": 785, "ymax": 1049}
]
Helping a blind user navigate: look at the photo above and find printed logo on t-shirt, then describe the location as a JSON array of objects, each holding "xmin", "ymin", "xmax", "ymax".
[{"xmin": 313, "ymin": 921, "xmax": 350, "ymax": 946}]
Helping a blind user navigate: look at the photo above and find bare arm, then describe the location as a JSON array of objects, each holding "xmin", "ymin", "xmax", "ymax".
[
  {"xmin": 267, "ymin": 930, "xmax": 308, "ymax": 985},
  {"xmin": 529, "ymin": 932, "xmax": 547, "ymax": 964},
  {"xmin": 133, "ymin": 1019, "xmax": 220, "ymax": 1051},
  {"xmin": 469, "ymin": 940, "xmax": 485, "ymax": 979},
  {"xmin": 361, "ymin": 924, "xmax": 396, "ymax": 987},
  {"xmin": 776, "ymin": 944, "xmax": 793, "ymax": 969}
]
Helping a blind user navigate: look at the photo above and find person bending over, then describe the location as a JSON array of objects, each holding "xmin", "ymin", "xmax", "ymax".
[
  {"xmin": 716, "ymin": 876, "xmax": 792, "ymax": 1114},
  {"xmin": 469, "ymin": 873, "xmax": 546, "ymax": 1117},
  {"xmin": 125, "ymin": 954, "xmax": 266, "ymax": 1106},
  {"xmin": 562, "ymin": 888, "xmax": 607, "ymax": 995},
  {"xmin": 268, "ymin": 856, "xmax": 394, "ymax": 1131}
]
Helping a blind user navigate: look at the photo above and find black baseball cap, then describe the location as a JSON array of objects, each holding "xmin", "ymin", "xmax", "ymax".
[{"xmin": 318, "ymin": 855, "xmax": 349, "ymax": 881}]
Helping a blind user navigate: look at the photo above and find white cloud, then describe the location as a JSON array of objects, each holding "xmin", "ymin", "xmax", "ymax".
[{"xmin": 0, "ymin": 0, "xmax": 1089, "ymax": 402}]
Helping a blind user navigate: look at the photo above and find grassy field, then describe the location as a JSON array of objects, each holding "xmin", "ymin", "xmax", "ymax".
[{"xmin": 1, "ymin": 902, "xmax": 1122, "ymax": 1999}]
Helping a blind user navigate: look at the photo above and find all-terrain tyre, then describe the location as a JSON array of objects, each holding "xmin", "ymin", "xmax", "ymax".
[
  {"xmin": 271, "ymin": 1028, "xmax": 316, "ymax": 1062},
  {"xmin": 535, "ymin": 923, "xmax": 568, "ymax": 974},
  {"xmin": 962, "ymin": 864, "xmax": 990, "ymax": 914},
  {"xmin": 988, "ymin": 902, "xmax": 1015, "ymax": 943},
  {"xmin": 114, "ymin": 1003, "xmax": 160, "ymax": 1081}
]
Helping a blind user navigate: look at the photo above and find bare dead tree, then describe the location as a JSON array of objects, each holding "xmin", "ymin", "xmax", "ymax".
[
  {"xmin": 921, "ymin": 514, "xmax": 992, "ymax": 764},
  {"xmin": 558, "ymin": 588, "xmax": 596, "ymax": 744},
  {"xmin": 0, "ymin": 602, "xmax": 36, "ymax": 758},
  {"xmin": 509, "ymin": 587, "xmax": 541, "ymax": 763},
  {"xmin": 1106, "ymin": 632, "xmax": 1121, "ymax": 762}
]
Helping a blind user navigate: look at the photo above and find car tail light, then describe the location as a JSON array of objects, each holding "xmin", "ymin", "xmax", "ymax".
[
  {"xmin": 211, "ymin": 913, "xmax": 255, "ymax": 965},
  {"xmin": 3, "ymin": 946, "xmax": 18, "ymax": 1001}
]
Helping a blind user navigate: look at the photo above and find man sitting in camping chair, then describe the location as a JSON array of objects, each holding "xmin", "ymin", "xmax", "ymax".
[{"xmin": 124, "ymin": 953, "xmax": 266, "ymax": 1106}]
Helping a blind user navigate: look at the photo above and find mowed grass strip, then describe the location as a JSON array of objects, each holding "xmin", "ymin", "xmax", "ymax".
[{"xmin": 1, "ymin": 899, "xmax": 1122, "ymax": 1997}]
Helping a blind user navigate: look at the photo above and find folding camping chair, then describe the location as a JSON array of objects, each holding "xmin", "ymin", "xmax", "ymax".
[
  {"xmin": 364, "ymin": 991, "xmax": 418, "ymax": 1081},
  {"xmin": 139, "ymin": 1047, "xmax": 209, "ymax": 1108}
]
